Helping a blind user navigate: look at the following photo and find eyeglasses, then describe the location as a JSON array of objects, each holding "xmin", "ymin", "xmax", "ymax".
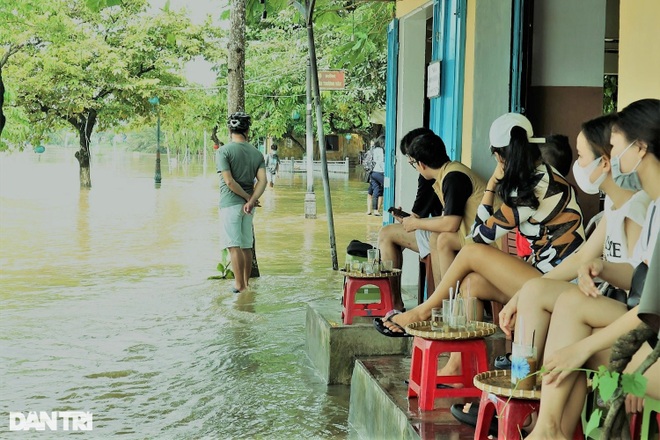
[{"xmin": 408, "ymin": 157, "xmax": 418, "ymax": 168}]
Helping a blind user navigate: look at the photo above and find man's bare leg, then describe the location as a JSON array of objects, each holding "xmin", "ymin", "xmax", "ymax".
[
  {"xmin": 241, "ymin": 248, "xmax": 252, "ymax": 289},
  {"xmin": 378, "ymin": 223, "xmax": 418, "ymax": 310},
  {"xmin": 228, "ymin": 246, "xmax": 247, "ymax": 292},
  {"xmin": 434, "ymin": 231, "xmax": 462, "ymax": 282}
]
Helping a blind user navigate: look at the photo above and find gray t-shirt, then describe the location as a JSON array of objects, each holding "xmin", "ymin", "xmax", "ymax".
[{"xmin": 216, "ymin": 141, "xmax": 265, "ymax": 208}]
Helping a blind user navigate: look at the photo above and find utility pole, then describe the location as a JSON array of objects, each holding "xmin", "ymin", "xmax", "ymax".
[
  {"xmin": 304, "ymin": 57, "xmax": 316, "ymax": 219},
  {"xmin": 293, "ymin": 0, "xmax": 338, "ymax": 269}
]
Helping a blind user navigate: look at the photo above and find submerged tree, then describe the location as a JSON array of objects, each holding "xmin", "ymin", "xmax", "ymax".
[{"xmin": 4, "ymin": 0, "xmax": 205, "ymax": 187}]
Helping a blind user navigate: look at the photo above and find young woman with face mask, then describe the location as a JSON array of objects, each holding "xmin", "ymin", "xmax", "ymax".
[
  {"xmin": 524, "ymin": 99, "xmax": 660, "ymax": 440},
  {"xmin": 452, "ymin": 114, "xmax": 651, "ymax": 432}
]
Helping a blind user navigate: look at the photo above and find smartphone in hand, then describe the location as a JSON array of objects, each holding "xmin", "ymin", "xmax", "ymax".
[{"xmin": 387, "ymin": 207, "xmax": 411, "ymax": 218}]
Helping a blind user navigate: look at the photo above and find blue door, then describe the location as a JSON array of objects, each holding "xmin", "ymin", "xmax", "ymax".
[
  {"xmin": 428, "ymin": 0, "xmax": 467, "ymax": 161},
  {"xmin": 383, "ymin": 18, "xmax": 399, "ymax": 225}
]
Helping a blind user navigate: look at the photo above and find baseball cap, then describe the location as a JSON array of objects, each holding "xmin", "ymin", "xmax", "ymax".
[{"xmin": 489, "ymin": 113, "xmax": 534, "ymax": 148}]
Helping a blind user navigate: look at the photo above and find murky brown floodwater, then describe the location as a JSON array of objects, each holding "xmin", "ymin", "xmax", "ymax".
[{"xmin": 0, "ymin": 146, "xmax": 385, "ymax": 439}]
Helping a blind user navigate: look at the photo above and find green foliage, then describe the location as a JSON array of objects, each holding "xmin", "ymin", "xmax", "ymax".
[
  {"xmin": 583, "ymin": 365, "xmax": 647, "ymax": 439},
  {"xmin": 585, "ymin": 408, "xmax": 603, "ymax": 438},
  {"xmin": 209, "ymin": 248, "xmax": 234, "ymax": 280},
  {"xmin": 592, "ymin": 366, "xmax": 619, "ymax": 402},
  {"xmin": 209, "ymin": 1, "xmax": 392, "ymax": 148},
  {"xmin": 620, "ymin": 372, "xmax": 647, "ymax": 397},
  {"xmin": 3, "ymin": 0, "xmax": 206, "ymax": 152},
  {"xmin": 85, "ymin": 0, "xmax": 122, "ymax": 12},
  {"xmin": 603, "ymin": 75, "xmax": 618, "ymax": 114}
]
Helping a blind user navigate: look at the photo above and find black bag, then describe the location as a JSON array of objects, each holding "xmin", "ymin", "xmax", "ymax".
[
  {"xmin": 346, "ymin": 240, "xmax": 375, "ymax": 258},
  {"xmin": 602, "ymin": 262, "xmax": 648, "ymax": 310},
  {"xmin": 627, "ymin": 262, "xmax": 648, "ymax": 310}
]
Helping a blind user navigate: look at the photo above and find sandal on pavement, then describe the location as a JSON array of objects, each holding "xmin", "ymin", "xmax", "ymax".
[
  {"xmin": 450, "ymin": 403, "xmax": 498, "ymax": 436},
  {"xmin": 373, "ymin": 310, "xmax": 412, "ymax": 338}
]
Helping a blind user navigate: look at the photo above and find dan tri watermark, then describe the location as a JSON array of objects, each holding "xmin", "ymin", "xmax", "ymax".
[{"xmin": 9, "ymin": 411, "xmax": 93, "ymax": 431}]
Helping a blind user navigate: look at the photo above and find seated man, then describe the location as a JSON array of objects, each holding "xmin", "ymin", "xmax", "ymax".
[
  {"xmin": 405, "ymin": 132, "xmax": 492, "ymax": 285},
  {"xmin": 378, "ymin": 128, "xmax": 443, "ymax": 310},
  {"xmin": 379, "ymin": 131, "xmax": 491, "ymax": 310}
]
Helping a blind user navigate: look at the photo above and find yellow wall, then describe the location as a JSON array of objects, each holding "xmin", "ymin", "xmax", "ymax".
[
  {"xmin": 618, "ymin": 0, "xmax": 660, "ymax": 108},
  {"xmin": 461, "ymin": 0, "xmax": 477, "ymax": 167},
  {"xmin": 396, "ymin": 0, "xmax": 431, "ymax": 18}
]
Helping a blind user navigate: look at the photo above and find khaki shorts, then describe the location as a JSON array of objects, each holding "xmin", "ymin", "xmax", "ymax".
[{"xmin": 220, "ymin": 204, "xmax": 255, "ymax": 249}]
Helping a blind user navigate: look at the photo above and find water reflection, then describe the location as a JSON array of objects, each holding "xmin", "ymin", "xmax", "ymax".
[{"xmin": 0, "ymin": 147, "xmax": 383, "ymax": 439}]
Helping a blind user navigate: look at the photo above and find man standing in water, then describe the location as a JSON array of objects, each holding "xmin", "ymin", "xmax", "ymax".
[{"xmin": 216, "ymin": 112, "xmax": 267, "ymax": 293}]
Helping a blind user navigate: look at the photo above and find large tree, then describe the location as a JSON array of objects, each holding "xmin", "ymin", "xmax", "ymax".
[
  {"xmin": 0, "ymin": 0, "xmax": 56, "ymax": 141},
  {"xmin": 4, "ymin": 0, "xmax": 205, "ymax": 187},
  {"xmin": 214, "ymin": 2, "xmax": 391, "ymax": 149}
]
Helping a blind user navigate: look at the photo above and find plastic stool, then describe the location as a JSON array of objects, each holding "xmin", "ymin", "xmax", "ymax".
[
  {"xmin": 474, "ymin": 392, "xmax": 585, "ymax": 440},
  {"xmin": 408, "ymin": 337, "xmax": 488, "ymax": 410},
  {"xmin": 341, "ymin": 276, "xmax": 394, "ymax": 325},
  {"xmin": 630, "ymin": 396, "xmax": 660, "ymax": 440}
]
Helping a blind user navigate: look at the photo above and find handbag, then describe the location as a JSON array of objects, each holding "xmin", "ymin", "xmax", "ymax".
[
  {"xmin": 601, "ymin": 262, "xmax": 647, "ymax": 311},
  {"xmin": 627, "ymin": 262, "xmax": 648, "ymax": 310}
]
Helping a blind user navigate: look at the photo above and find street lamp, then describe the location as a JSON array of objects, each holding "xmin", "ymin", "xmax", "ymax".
[{"xmin": 149, "ymin": 96, "xmax": 162, "ymax": 186}]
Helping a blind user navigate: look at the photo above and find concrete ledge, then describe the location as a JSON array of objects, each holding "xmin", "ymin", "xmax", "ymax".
[
  {"xmin": 348, "ymin": 359, "xmax": 420, "ymax": 440},
  {"xmin": 305, "ymin": 303, "xmax": 412, "ymax": 385}
]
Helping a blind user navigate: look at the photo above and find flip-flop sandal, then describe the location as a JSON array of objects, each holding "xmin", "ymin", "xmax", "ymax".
[
  {"xmin": 373, "ymin": 310, "xmax": 412, "ymax": 338},
  {"xmin": 494, "ymin": 352, "xmax": 512, "ymax": 369},
  {"xmin": 450, "ymin": 402, "xmax": 529, "ymax": 437},
  {"xmin": 403, "ymin": 380, "xmax": 457, "ymax": 389}
]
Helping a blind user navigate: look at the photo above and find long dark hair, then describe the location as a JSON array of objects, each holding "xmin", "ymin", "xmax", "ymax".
[
  {"xmin": 581, "ymin": 114, "xmax": 617, "ymax": 159},
  {"xmin": 613, "ymin": 98, "xmax": 660, "ymax": 159},
  {"xmin": 492, "ymin": 126, "xmax": 542, "ymax": 209}
]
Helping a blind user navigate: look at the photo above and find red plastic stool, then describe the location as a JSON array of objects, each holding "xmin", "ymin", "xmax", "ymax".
[
  {"xmin": 408, "ymin": 337, "xmax": 488, "ymax": 410},
  {"xmin": 630, "ymin": 396, "xmax": 660, "ymax": 440},
  {"xmin": 474, "ymin": 392, "xmax": 585, "ymax": 440},
  {"xmin": 341, "ymin": 275, "xmax": 394, "ymax": 325}
]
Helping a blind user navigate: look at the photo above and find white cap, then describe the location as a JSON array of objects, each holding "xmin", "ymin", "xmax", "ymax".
[{"xmin": 489, "ymin": 113, "xmax": 534, "ymax": 148}]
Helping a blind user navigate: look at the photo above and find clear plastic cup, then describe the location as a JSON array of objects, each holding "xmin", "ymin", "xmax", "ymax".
[
  {"xmin": 431, "ymin": 307, "xmax": 443, "ymax": 331},
  {"xmin": 511, "ymin": 343, "xmax": 538, "ymax": 390}
]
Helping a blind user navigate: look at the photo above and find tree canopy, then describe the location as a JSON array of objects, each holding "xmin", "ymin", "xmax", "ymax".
[{"xmin": 1, "ymin": 0, "xmax": 392, "ymax": 162}]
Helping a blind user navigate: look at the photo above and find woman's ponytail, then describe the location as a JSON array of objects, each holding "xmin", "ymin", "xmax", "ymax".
[{"xmin": 496, "ymin": 126, "xmax": 542, "ymax": 209}]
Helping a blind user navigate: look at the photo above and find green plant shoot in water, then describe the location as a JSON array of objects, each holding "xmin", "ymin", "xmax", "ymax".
[{"xmin": 208, "ymin": 248, "xmax": 234, "ymax": 280}]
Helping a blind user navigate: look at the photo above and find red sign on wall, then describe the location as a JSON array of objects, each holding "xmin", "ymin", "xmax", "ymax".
[{"xmin": 318, "ymin": 70, "xmax": 346, "ymax": 90}]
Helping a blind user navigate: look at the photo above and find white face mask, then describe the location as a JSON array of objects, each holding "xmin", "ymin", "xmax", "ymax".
[{"xmin": 572, "ymin": 156, "xmax": 606, "ymax": 195}]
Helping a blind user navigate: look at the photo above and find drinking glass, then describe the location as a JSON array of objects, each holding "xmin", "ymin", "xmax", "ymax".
[
  {"xmin": 431, "ymin": 307, "xmax": 443, "ymax": 331},
  {"xmin": 511, "ymin": 343, "xmax": 538, "ymax": 390},
  {"xmin": 367, "ymin": 249, "xmax": 378, "ymax": 265},
  {"xmin": 465, "ymin": 297, "xmax": 478, "ymax": 330}
]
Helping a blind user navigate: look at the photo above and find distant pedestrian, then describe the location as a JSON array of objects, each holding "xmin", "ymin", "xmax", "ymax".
[
  {"xmin": 216, "ymin": 112, "xmax": 267, "ymax": 293},
  {"xmin": 366, "ymin": 135, "xmax": 385, "ymax": 216},
  {"xmin": 265, "ymin": 144, "xmax": 280, "ymax": 188}
]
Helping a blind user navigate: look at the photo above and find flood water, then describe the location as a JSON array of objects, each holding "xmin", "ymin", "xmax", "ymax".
[{"xmin": 0, "ymin": 146, "xmax": 385, "ymax": 439}]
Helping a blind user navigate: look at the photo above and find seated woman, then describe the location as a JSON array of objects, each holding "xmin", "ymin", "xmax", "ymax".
[
  {"xmin": 499, "ymin": 113, "xmax": 650, "ymax": 352},
  {"xmin": 452, "ymin": 114, "xmax": 651, "ymax": 429},
  {"xmin": 375, "ymin": 113, "xmax": 585, "ymax": 346},
  {"xmin": 527, "ymin": 98, "xmax": 660, "ymax": 440}
]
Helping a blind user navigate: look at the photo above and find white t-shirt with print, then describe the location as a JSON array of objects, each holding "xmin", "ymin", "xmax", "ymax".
[{"xmin": 603, "ymin": 191, "xmax": 652, "ymax": 265}]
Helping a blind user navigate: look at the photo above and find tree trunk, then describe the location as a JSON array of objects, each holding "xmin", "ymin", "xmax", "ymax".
[
  {"xmin": 72, "ymin": 110, "xmax": 97, "ymax": 189},
  {"xmin": 0, "ymin": 70, "xmax": 5, "ymax": 139},
  {"xmin": 227, "ymin": 0, "xmax": 246, "ymax": 114},
  {"xmin": 211, "ymin": 125, "xmax": 220, "ymax": 146},
  {"xmin": 227, "ymin": 0, "xmax": 259, "ymax": 277}
]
